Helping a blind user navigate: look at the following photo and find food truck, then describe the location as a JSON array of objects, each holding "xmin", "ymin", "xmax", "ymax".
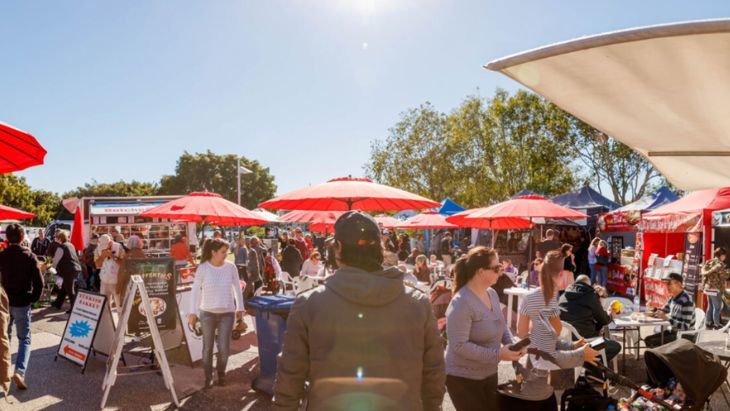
[{"xmin": 77, "ymin": 196, "xmax": 198, "ymax": 254}]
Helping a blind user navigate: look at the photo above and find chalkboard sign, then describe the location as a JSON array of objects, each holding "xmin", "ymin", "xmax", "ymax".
[
  {"xmin": 682, "ymin": 232, "xmax": 703, "ymax": 300},
  {"xmin": 127, "ymin": 258, "xmax": 177, "ymax": 333}
]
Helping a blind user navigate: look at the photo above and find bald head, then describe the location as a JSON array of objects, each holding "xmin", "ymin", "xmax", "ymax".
[{"xmin": 576, "ymin": 274, "xmax": 591, "ymax": 285}]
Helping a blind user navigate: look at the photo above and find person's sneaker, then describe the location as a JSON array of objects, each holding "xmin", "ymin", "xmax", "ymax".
[
  {"xmin": 204, "ymin": 378, "xmax": 213, "ymax": 389},
  {"xmin": 217, "ymin": 376, "xmax": 226, "ymax": 387},
  {"xmin": 706, "ymin": 323, "xmax": 715, "ymax": 330},
  {"xmin": 12, "ymin": 374, "xmax": 27, "ymax": 390}
]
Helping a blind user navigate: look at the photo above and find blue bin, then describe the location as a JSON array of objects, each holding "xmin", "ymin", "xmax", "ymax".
[{"xmin": 246, "ymin": 295, "xmax": 296, "ymax": 395}]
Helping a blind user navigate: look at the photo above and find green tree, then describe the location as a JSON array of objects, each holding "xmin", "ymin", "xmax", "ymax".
[
  {"xmin": 0, "ymin": 174, "xmax": 62, "ymax": 226},
  {"xmin": 366, "ymin": 103, "xmax": 459, "ymax": 203},
  {"xmin": 159, "ymin": 151, "xmax": 277, "ymax": 210},
  {"xmin": 570, "ymin": 120, "xmax": 663, "ymax": 205},
  {"xmin": 63, "ymin": 180, "xmax": 161, "ymax": 199},
  {"xmin": 366, "ymin": 90, "xmax": 581, "ymax": 207}
]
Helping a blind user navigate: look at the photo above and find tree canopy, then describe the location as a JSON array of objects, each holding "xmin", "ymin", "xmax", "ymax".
[
  {"xmin": 366, "ymin": 89, "xmax": 665, "ymax": 206},
  {"xmin": 63, "ymin": 180, "xmax": 161, "ymax": 199},
  {"xmin": 159, "ymin": 151, "xmax": 277, "ymax": 209},
  {"xmin": 0, "ymin": 175, "xmax": 62, "ymax": 226}
]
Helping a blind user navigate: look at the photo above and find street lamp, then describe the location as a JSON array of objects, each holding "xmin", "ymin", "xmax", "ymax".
[{"xmin": 237, "ymin": 158, "xmax": 253, "ymax": 206}]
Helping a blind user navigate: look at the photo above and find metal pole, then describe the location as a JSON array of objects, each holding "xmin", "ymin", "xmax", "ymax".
[{"xmin": 237, "ymin": 157, "xmax": 241, "ymax": 205}]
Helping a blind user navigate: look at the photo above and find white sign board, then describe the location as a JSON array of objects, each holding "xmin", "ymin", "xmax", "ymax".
[{"xmin": 56, "ymin": 290, "xmax": 106, "ymax": 370}]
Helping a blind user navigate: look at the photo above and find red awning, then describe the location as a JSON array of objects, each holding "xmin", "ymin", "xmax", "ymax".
[
  {"xmin": 398, "ymin": 211, "xmax": 457, "ymax": 229},
  {"xmin": 447, "ymin": 195, "xmax": 586, "ymax": 229},
  {"xmin": 258, "ymin": 176, "xmax": 440, "ymax": 211},
  {"xmin": 0, "ymin": 204, "xmax": 35, "ymax": 221},
  {"xmin": 140, "ymin": 192, "xmax": 269, "ymax": 226},
  {"xmin": 0, "ymin": 122, "xmax": 47, "ymax": 173}
]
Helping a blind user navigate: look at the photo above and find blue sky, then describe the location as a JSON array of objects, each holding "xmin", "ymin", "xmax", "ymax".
[{"xmin": 2, "ymin": 1, "xmax": 728, "ymax": 199}]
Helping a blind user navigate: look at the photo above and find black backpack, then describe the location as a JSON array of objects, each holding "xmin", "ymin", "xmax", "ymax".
[{"xmin": 560, "ymin": 376, "xmax": 615, "ymax": 411}]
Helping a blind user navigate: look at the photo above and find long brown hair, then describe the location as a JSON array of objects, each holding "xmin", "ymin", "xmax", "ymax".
[
  {"xmin": 539, "ymin": 249, "xmax": 565, "ymax": 305},
  {"xmin": 453, "ymin": 246, "xmax": 498, "ymax": 293},
  {"xmin": 201, "ymin": 238, "xmax": 229, "ymax": 263}
]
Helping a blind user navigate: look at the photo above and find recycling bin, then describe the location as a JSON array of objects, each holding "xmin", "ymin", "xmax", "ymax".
[{"xmin": 245, "ymin": 295, "xmax": 296, "ymax": 395}]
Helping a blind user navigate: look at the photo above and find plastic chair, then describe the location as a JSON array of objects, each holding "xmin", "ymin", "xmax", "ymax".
[
  {"xmin": 678, "ymin": 308, "xmax": 706, "ymax": 340},
  {"xmin": 561, "ymin": 321, "xmax": 617, "ymax": 373},
  {"xmin": 280, "ymin": 271, "xmax": 296, "ymax": 296},
  {"xmin": 295, "ymin": 275, "xmax": 315, "ymax": 294}
]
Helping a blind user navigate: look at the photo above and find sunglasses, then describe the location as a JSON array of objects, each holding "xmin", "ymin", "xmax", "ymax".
[{"xmin": 486, "ymin": 264, "xmax": 503, "ymax": 271}]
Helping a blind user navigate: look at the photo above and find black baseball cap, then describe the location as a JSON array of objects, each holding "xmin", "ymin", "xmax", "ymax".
[
  {"xmin": 663, "ymin": 272, "xmax": 683, "ymax": 283},
  {"xmin": 334, "ymin": 211, "xmax": 381, "ymax": 246}
]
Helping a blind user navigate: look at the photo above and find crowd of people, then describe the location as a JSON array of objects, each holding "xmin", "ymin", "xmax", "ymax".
[{"xmin": 0, "ymin": 216, "xmax": 726, "ymax": 408}]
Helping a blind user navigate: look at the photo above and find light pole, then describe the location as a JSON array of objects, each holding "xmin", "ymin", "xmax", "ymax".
[{"xmin": 237, "ymin": 157, "xmax": 253, "ymax": 206}]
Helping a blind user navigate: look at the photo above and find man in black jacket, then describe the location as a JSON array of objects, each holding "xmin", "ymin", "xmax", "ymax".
[
  {"xmin": 0, "ymin": 224, "xmax": 43, "ymax": 390},
  {"xmin": 559, "ymin": 275, "xmax": 621, "ymax": 361},
  {"xmin": 51, "ymin": 230, "xmax": 82, "ymax": 312}
]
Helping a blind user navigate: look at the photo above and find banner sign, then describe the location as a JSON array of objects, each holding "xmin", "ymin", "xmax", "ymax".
[
  {"xmin": 127, "ymin": 258, "xmax": 177, "ymax": 333},
  {"xmin": 681, "ymin": 232, "xmax": 703, "ymax": 299},
  {"xmin": 56, "ymin": 290, "xmax": 107, "ymax": 371},
  {"xmin": 642, "ymin": 213, "xmax": 703, "ymax": 233},
  {"xmin": 598, "ymin": 210, "xmax": 641, "ymax": 232}
]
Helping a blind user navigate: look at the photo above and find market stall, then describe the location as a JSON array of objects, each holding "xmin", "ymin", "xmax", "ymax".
[
  {"xmin": 552, "ymin": 186, "xmax": 619, "ymax": 274},
  {"xmin": 598, "ymin": 187, "xmax": 679, "ymax": 296},
  {"xmin": 640, "ymin": 187, "xmax": 730, "ymax": 304},
  {"xmin": 77, "ymin": 196, "xmax": 198, "ymax": 255}
]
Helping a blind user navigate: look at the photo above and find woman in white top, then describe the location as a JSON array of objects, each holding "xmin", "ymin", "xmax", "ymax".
[
  {"xmin": 94, "ymin": 234, "xmax": 125, "ymax": 308},
  {"xmin": 188, "ymin": 238, "xmax": 245, "ymax": 388},
  {"xmin": 299, "ymin": 251, "xmax": 323, "ymax": 277}
]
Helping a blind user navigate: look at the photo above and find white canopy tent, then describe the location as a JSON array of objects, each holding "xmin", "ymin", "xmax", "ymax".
[{"xmin": 485, "ymin": 19, "xmax": 730, "ymax": 191}]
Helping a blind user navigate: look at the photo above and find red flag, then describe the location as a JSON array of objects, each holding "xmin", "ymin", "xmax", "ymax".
[{"xmin": 70, "ymin": 207, "xmax": 84, "ymax": 250}]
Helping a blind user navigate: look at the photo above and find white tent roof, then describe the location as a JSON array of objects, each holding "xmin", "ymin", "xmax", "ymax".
[
  {"xmin": 485, "ymin": 19, "xmax": 730, "ymax": 191},
  {"xmin": 252, "ymin": 208, "xmax": 279, "ymax": 223}
]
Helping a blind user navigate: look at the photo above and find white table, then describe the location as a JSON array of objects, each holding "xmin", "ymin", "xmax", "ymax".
[
  {"xmin": 612, "ymin": 314, "xmax": 670, "ymax": 373},
  {"xmin": 504, "ymin": 287, "xmax": 534, "ymax": 330}
]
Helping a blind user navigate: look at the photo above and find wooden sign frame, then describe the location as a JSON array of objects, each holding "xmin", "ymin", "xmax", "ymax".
[{"xmin": 101, "ymin": 275, "xmax": 180, "ymax": 408}]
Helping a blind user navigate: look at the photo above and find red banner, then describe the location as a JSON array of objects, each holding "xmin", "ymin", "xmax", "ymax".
[
  {"xmin": 641, "ymin": 212, "xmax": 703, "ymax": 233},
  {"xmin": 644, "ymin": 277, "xmax": 670, "ymax": 308},
  {"xmin": 598, "ymin": 210, "xmax": 641, "ymax": 232}
]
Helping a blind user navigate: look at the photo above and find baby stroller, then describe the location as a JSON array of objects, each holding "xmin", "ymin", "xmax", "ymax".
[
  {"xmin": 571, "ymin": 339, "xmax": 728, "ymax": 410},
  {"xmin": 643, "ymin": 339, "xmax": 728, "ymax": 410},
  {"xmin": 430, "ymin": 278, "xmax": 452, "ymax": 344}
]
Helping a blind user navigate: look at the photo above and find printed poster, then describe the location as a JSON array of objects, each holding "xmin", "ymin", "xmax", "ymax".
[
  {"xmin": 127, "ymin": 258, "xmax": 177, "ymax": 333},
  {"xmin": 57, "ymin": 290, "xmax": 106, "ymax": 367}
]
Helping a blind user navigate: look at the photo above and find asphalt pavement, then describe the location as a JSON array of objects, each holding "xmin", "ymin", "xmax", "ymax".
[{"xmin": 4, "ymin": 304, "xmax": 729, "ymax": 410}]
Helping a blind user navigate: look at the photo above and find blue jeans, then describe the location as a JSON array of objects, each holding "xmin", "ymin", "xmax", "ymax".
[
  {"xmin": 588, "ymin": 263, "xmax": 596, "ymax": 284},
  {"xmin": 200, "ymin": 310, "xmax": 235, "ymax": 380},
  {"xmin": 707, "ymin": 293, "xmax": 723, "ymax": 326},
  {"xmin": 7, "ymin": 305, "xmax": 31, "ymax": 377},
  {"xmin": 596, "ymin": 265, "xmax": 608, "ymax": 287}
]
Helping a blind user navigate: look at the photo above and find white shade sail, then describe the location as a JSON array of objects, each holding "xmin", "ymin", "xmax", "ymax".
[{"xmin": 485, "ymin": 19, "xmax": 730, "ymax": 191}]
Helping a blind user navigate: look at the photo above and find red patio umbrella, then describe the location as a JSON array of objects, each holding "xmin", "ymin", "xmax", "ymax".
[
  {"xmin": 139, "ymin": 192, "xmax": 269, "ymax": 226},
  {"xmin": 0, "ymin": 122, "xmax": 47, "ymax": 173},
  {"xmin": 447, "ymin": 211, "xmax": 534, "ymax": 230},
  {"xmin": 279, "ymin": 210, "xmax": 344, "ymax": 225},
  {"xmin": 447, "ymin": 195, "xmax": 587, "ymax": 228},
  {"xmin": 308, "ymin": 222, "xmax": 336, "ymax": 234},
  {"xmin": 0, "ymin": 204, "xmax": 35, "ymax": 220},
  {"xmin": 398, "ymin": 211, "xmax": 457, "ymax": 229},
  {"xmin": 374, "ymin": 214, "xmax": 402, "ymax": 229},
  {"xmin": 258, "ymin": 176, "xmax": 440, "ymax": 211}
]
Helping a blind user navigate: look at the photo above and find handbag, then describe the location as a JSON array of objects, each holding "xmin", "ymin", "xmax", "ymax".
[{"xmin": 596, "ymin": 254, "xmax": 609, "ymax": 265}]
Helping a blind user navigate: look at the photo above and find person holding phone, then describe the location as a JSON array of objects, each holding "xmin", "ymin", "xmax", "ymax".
[
  {"xmin": 445, "ymin": 247, "xmax": 526, "ymax": 410},
  {"xmin": 94, "ymin": 234, "xmax": 125, "ymax": 309},
  {"xmin": 188, "ymin": 238, "xmax": 245, "ymax": 388},
  {"xmin": 499, "ymin": 249, "xmax": 600, "ymax": 410}
]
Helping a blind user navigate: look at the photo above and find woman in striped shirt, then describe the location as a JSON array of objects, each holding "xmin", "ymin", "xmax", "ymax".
[
  {"xmin": 188, "ymin": 238, "xmax": 245, "ymax": 388},
  {"xmin": 498, "ymin": 250, "xmax": 599, "ymax": 410}
]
